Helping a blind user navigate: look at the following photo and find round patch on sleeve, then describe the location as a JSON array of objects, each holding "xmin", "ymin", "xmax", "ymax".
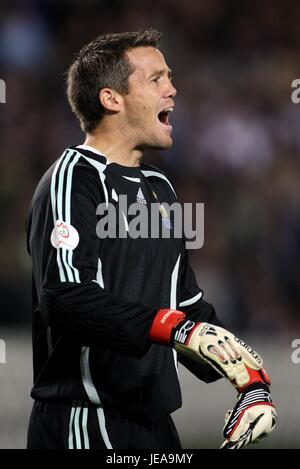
[{"xmin": 51, "ymin": 220, "xmax": 79, "ymax": 250}]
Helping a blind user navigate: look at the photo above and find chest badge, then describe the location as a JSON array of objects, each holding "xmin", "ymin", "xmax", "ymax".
[{"xmin": 159, "ymin": 204, "xmax": 172, "ymax": 230}]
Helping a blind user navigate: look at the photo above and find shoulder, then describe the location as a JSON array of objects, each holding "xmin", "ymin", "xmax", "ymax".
[
  {"xmin": 32, "ymin": 147, "xmax": 105, "ymax": 205},
  {"xmin": 50, "ymin": 146, "xmax": 107, "ymax": 183}
]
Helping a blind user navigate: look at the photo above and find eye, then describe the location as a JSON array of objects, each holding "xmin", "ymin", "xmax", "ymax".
[{"xmin": 152, "ymin": 76, "xmax": 160, "ymax": 83}]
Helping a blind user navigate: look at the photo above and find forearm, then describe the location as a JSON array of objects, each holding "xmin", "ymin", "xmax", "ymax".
[
  {"xmin": 178, "ymin": 354, "xmax": 222, "ymax": 383},
  {"xmin": 40, "ymin": 282, "xmax": 154, "ymax": 358}
]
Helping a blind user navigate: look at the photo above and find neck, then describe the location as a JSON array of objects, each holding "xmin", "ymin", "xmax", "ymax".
[{"xmin": 84, "ymin": 122, "xmax": 143, "ymax": 167}]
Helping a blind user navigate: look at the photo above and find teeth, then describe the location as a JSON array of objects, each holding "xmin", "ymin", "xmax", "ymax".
[{"xmin": 159, "ymin": 107, "xmax": 174, "ymax": 115}]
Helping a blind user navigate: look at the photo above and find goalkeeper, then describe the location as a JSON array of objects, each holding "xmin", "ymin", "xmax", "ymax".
[{"xmin": 26, "ymin": 29, "xmax": 277, "ymax": 449}]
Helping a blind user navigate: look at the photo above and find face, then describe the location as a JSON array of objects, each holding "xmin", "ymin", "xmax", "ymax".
[{"xmin": 121, "ymin": 46, "xmax": 177, "ymax": 150}]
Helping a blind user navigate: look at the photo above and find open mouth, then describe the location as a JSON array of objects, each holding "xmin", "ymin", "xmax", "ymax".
[{"xmin": 158, "ymin": 107, "xmax": 174, "ymax": 126}]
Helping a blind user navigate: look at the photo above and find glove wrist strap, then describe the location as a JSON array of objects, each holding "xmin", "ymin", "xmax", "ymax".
[
  {"xmin": 236, "ymin": 367, "xmax": 271, "ymax": 392},
  {"xmin": 149, "ymin": 309, "xmax": 186, "ymax": 344}
]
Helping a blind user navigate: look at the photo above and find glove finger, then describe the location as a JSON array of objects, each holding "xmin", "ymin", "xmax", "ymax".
[
  {"xmin": 222, "ymin": 336, "xmax": 242, "ymax": 363},
  {"xmin": 220, "ymin": 440, "xmax": 229, "ymax": 449},
  {"xmin": 251, "ymin": 415, "xmax": 269, "ymax": 442},
  {"xmin": 205, "ymin": 342, "xmax": 250, "ymax": 387},
  {"xmin": 250, "ymin": 408, "xmax": 277, "ymax": 442},
  {"xmin": 218, "ymin": 341, "xmax": 250, "ymax": 387},
  {"xmin": 220, "ymin": 438, "xmax": 245, "ymax": 450},
  {"xmin": 220, "ymin": 439, "xmax": 232, "ymax": 449},
  {"xmin": 197, "ymin": 347, "xmax": 227, "ymax": 378},
  {"xmin": 228, "ymin": 412, "xmax": 265, "ymax": 448},
  {"xmin": 220, "ymin": 439, "xmax": 241, "ymax": 449},
  {"xmin": 222, "ymin": 428, "xmax": 255, "ymax": 450},
  {"xmin": 200, "ymin": 344, "xmax": 237, "ymax": 381},
  {"xmin": 234, "ymin": 336, "xmax": 263, "ymax": 370}
]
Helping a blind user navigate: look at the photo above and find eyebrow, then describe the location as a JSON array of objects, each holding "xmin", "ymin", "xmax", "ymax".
[{"xmin": 147, "ymin": 68, "xmax": 172, "ymax": 80}]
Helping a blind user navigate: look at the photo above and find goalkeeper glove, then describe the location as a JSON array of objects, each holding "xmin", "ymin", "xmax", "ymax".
[
  {"xmin": 220, "ymin": 382, "xmax": 277, "ymax": 449},
  {"xmin": 149, "ymin": 309, "xmax": 269, "ymax": 389},
  {"xmin": 149, "ymin": 309, "xmax": 277, "ymax": 449}
]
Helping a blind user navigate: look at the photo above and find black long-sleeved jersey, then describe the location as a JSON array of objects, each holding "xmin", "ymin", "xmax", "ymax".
[{"xmin": 26, "ymin": 144, "xmax": 222, "ymax": 423}]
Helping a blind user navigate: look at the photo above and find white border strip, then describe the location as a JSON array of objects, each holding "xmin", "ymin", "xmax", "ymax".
[
  {"xmin": 81, "ymin": 155, "xmax": 109, "ymax": 207},
  {"xmin": 68, "ymin": 406, "xmax": 75, "ymax": 449},
  {"xmin": 92, "ymin": 258, "xmax": 104, "ymax": 288},
  {"xmin": 74, "ymin": 406, "xmax": 82, "ymax": 449},
  {"xmin": 141, "ymin": 170, "xmax": 177, "ymax": 197},
  {"xmin": 122, "ymin": 176, "xmax": 141, "ymax": 183},
  {"xmin": 179, "ymin": 291, "xmax": 203, "ymax": 307},
  {"xmin": 80, "ymin": 347, "xmax": 101, "ymax": 405},
  {"xmin": 76, "ymin": 144, "xmax": 106, "ymax": 159},
  {"xmin": 82, "ymin": 407, "xmax": 90, "ymax": 449},
  {"xmin": 170, "ymin": 254, "xmax": 181, "ymax": 374},
  {"xmin": 51, "ymin": 152, "xmax": 67, "ymax": 282},
  {"xmin": 97, "ymin": 408, "xmax": 113, "ymax": 449},
  {"xmin": 64, "ymin": 151, "xmax": 81, "ymax": 282}
]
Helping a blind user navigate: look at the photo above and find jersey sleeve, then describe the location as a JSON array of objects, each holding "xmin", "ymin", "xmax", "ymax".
[
  {"xmin": 177, "ymin": 246, "xmax": 224, "ymax": 382},
  {"xmin": 36, "ymin": 158, "xmax": 155, "ymax": 358}
]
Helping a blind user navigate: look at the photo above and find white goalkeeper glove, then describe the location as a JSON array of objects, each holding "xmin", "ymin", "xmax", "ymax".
[
  {"xmin": 149, "ymin": 309, "xmax": 277, "ymax": 449},
  {"xmin": 220, "ymin": 383, "xmax": 277, "ymax": 449},
  {"xmin": 149, "ymin": 310, "xmax": 268, "ymax": 389}
]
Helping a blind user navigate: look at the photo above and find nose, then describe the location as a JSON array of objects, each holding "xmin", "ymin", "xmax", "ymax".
[
  {"xmin": 168, "ymin": 80, "xmax": 177, "ymax": 98},
  {"xmin": 164, "ymin": 78, "xmax": 177, "ymax": 99}
]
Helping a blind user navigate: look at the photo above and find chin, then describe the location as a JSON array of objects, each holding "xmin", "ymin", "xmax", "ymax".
[
  {"xmin": 139, "ymin": 131, "xmax": 173, "ymax": 151},
  {"xmin": 161, "ymin": 139, "xmax": 173, "ymax": 149},
  {"xmin": 151, "ymin": 135, "xmax": 173, "ymax": 150}
]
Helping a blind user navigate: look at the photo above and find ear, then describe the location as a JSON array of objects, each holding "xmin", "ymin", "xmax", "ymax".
[{"xmin": 99, "ymin": 88, "xmax": 123, "ymax": 113}]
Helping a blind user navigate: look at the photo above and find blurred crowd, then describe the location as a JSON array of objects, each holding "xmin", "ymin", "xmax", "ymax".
[{"xmin": 1, "ymin": 0, "xmax": 300, "ymax": 334}]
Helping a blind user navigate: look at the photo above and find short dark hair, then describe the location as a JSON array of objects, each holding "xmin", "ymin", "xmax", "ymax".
[{"xmin": 66, "ymin": 29, "xmax": 162, "ymax": 133}]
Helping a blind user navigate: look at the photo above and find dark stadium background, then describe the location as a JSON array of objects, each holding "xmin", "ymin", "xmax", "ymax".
[{"xmin": 0, "ymin": 0, "xmax": 299, "ymax": 448}]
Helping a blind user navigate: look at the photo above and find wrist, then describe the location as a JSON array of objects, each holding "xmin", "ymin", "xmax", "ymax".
[{"xmin": 149, "ymin": 309, "xmax": 186, "ymax": 345}]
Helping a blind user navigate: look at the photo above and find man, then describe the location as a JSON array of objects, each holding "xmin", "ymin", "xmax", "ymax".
[{"xmin": 26, "ymin": 29, "xmax": 277, "ymax": 449}]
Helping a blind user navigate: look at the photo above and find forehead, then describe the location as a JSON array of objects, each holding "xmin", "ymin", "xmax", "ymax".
[{"xmin": 126, "ymin": 47, "xmax": 169, "ymax": 78}]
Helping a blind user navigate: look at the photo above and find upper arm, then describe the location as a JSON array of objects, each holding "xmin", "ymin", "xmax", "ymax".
[{"xmin": 47, "ymin": 151, "xmax": 103, "ymax": 286}]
